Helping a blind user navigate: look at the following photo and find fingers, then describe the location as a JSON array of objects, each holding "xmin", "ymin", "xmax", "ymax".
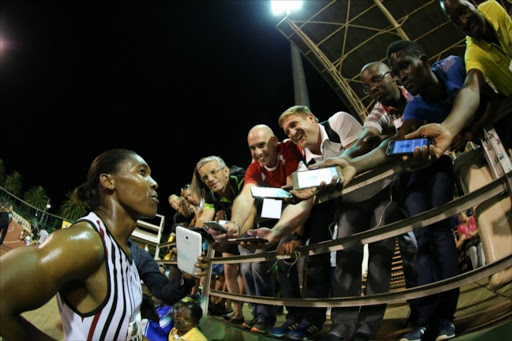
[
  {"xmin": 429, "ymin": 145, "xmax": 440, "ymax": 159},
  {"xmin": 281, "ymin": 183, "xmax": 293, "ymax": 191}
]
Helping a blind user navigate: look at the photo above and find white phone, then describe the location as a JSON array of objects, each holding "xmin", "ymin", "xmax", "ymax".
[
  {"xmin": 292, "ymin": 166, "xmax": 343, "ymax": 189},
  {"xmin": 250, "ymin": 186, "xmax": 293, "ymax": 199},
  {"xmin": 176, "ymin": 226, "xmax": 202, "ymax": 277}
]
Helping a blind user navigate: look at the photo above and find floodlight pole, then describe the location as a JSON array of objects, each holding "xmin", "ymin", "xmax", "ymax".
[
  {"xmin": 291, "ymin": 42, "xmax": 310, "ymax": 107},
  {"xmin": 39, "ymin": 199, "xmax": 51, "ymax": 226}
]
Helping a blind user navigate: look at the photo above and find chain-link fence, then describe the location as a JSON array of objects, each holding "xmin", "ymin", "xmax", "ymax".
[{"xmin": 0, "ymin": 187, "xmax": 71, "ymax": 233}]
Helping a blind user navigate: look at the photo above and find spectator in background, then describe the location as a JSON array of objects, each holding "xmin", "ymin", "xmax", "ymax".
[
  {"xmin": 37, "ymin": 228, "xmax": 49, "ymax": 245},
  {"xmin": 169, "ymin": 300, "xmax": 207, "ymax": 341},
  {"xmin": 455, "ymin": 210, "xmax": 484, "ymax": 271},
  {"xmin": 306, "ymin": 61, "xmax": 418, "ymax": 341},
  {"xmin": 211, "ymin": 124, "xmax": 307, "ymax": 334},
  {"xmin": 190, "ymin": 155, "xmax": 247, "ymax": 325},
  {"xmin": 140, "ymin": 284, "xmax": 174, "ymax": 341},
  {"xmin": 168, "ymin": 194, "xmax": 195, "ymax": 230},
  {"xmin": 406, "ymin": 0, "xmax": 512, "ymax": 158},
  {"xmin": 275, "ymin": 106, "xmax": 363, "ymax": 340},
  {"xmin": 0, "ymin": 203, "xmax": 12, "ymax": 247},
  {"xmin": 306, "ymin": 41, "xmax": 463, "ymax": 341}
]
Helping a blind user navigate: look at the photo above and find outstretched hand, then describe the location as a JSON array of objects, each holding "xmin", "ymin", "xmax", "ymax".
[
  {"xmin": 309, "ymin": 157, "xmax": 356, "ymax": 186},
  {"xmin": 240, "ymin": 228, "xmax": 277, "ymax": 250},
  {"xmin": 404, "ymin": 123, "xmax": 452, "ymax": 161}
]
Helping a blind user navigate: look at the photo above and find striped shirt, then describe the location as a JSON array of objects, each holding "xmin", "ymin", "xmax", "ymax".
[{"xmin": 57, "ymin": 212, "xmax": 143, "ymax": 341}]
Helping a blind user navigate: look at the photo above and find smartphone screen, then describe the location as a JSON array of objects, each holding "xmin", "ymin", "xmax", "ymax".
[
  {"xmin": 293, "ymin": 166, "xmax": 342, "ymax": 189},
  {"xmin": 250, "ymin": 186, "xmax": 292, "ymax": 199},
  {"xmin": 387, "ymin": 138, "xmax": 432, "ymax": 155}
]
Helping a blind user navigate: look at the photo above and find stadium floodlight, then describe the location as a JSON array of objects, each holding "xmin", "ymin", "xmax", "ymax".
[{"xmin": 271, "ymin": 0, "xmax": 302, "ymax": 16}]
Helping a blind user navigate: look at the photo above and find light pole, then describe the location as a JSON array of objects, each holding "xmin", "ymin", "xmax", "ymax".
[
  {"xmin": 271, "ymin": 1, "xmax": 309, "ymax": 107},
  {"xmin": 39, "ymin": 199, "xmax": 51, "ymax": 226}
]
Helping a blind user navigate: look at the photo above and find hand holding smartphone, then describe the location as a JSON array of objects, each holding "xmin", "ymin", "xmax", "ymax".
[
  {"xmin": 386, "ymin": 138, "xmax": 434, "ymax": 156},
  {"xmin": 250, "ymin": 186, "xmax": 292, "ymax": 199},
  {"xmin": 204, "ymin": 221, "xmax": 228, "ymax": 233},
  {"xmin": 176, "ymin": 226, "xmax": 202, "ymax": 277},
  {"xmin": 292, "ymin": 166, "xmax": 344, "ymax": 190},
  {"xmin": 227, "ymin": 236, "xmax": 269, "ymax": 244}
]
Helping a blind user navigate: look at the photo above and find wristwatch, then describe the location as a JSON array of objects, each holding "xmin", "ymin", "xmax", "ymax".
[{"xmin": 291, "ymin": 232, "xmax": 306, "ymax": 242}]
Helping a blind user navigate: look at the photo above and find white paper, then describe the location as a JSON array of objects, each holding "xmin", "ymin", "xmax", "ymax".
[{"xmin": 261, "ymin": 198, "xmax": 282, "ymax": 219}]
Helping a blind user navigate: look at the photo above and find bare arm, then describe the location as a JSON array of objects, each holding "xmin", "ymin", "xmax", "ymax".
[
  {"xmin": 227, "ymin": 183, "xmax": 257, "ymax": 237},
  {"xmin": 248, "ymin": 197, "xmax": 315, "ymax": 248},
  {"xmin": 193, "ymin": 207, "xmax": 215, "ymax": 229},
  {"xmin": 456, "ymin": 233, "xmax": 467, "ymax": 249},
  {"xmin": 341, "ymin": 127, "xmax": 382, "ymax": 160},
  {"xmin": 0, "ymin": 222, "xmax": 104, "ymax": 340}
]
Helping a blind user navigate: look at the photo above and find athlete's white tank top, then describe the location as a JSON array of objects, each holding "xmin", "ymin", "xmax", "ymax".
[{"xmin": 57, "ymin": 212, "xmax": 143, "ymax": 341}]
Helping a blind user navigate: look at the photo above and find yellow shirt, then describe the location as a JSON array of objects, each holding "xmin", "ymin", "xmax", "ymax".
[
  {"xmin": 168, "ymin": 327, "xmax": 207, "ymax": 341},
  {"xmin": 465, "ymin": 0, "xmax": 512, "ymax": 96}
]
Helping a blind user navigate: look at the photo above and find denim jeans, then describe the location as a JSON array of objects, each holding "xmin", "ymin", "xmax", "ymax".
[
  {"xmin": 239, "ymin": 242, "xmax": 277, "ymax": 325},
  {"xmin": 400, "ymin": 155, "xmax": 460, "ymax": 326}
]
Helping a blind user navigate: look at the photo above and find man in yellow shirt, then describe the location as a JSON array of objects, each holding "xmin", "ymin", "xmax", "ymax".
[{"xmin": 408, "ymin": 0, "xmax": 512, "ymax": 156}]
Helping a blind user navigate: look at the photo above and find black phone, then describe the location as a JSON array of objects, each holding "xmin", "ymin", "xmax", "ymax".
[
  {"xmin": 189, "ymin": 227, "xmax": 215, "ymax": 242},
  {"xmin": 203, "ymin": 221, "xmax": 228, "ymax": 233},
  {"xmin": 227, "ymin": 237, "xmax": 269, "ymax": 244},
  {"xmin": 386, "ymin": 138, "xmax": 434, "ymax": 156}
]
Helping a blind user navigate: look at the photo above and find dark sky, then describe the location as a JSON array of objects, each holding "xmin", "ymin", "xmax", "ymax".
[{"xmin": 0, "ymin": 1, "xmax": 346, "ymax": 222}]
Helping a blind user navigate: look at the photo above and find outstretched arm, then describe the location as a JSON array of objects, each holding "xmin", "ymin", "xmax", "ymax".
[
  {"xmin": 0, "ymin": 223, "xmax": 104, "ymax": 340},
  {"xmin": 405, "ymin": 69, "xmax": 485, "ymax": 159}
]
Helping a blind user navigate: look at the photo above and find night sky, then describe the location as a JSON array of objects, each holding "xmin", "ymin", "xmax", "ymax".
[{"xmin": 1, "ymin": 1, "xmax": 347, "ymax": 222}]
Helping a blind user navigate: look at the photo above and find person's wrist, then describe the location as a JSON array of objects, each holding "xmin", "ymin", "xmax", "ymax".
[
  {"xmin": 230, "ymin": 220, "xmax": 241, "ymax": 234},
  {"xmin": 291, "ymin": 232, "xmax": 306, "ymax": 242}
]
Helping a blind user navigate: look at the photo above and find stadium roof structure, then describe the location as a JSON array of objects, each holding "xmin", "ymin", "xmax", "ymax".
[{"xmin": 275, "ymin": 0, "xmax": 512, "ymax": 123}]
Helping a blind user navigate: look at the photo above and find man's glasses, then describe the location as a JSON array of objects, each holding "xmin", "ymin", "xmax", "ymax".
[
  {"xmin": 362, "ymin": 71, "xmax": 391, "ymax": 94},
  {"xmin": 200, "ymin": 167, "xmax": 225, "ymax": 182}
]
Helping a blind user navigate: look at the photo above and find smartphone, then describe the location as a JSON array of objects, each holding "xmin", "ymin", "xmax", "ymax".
[
  {"xmin": 203, "ymin": 221, "xmax": 228, "ymax": 233},
  {"xmin": 227, "ymin": 236, "xmax": 269, "ymax": 244},
  {"xmin": 189, "ymin": 226, "xmax": 214, "ymax": 242},
  {"xmin": 250, "ymin": 186, "xmax": 292, "ymax": 199},
  {"xmin": 292, "ymin": 166, "xmax": 343, "ymax": 190},
  {"xmin": 175, "ymin": 226, "xmax": 202, "ymax": 276},
  {"xmin": 386, "ymin": 138, "xmax": 434, "ymax": 156}
]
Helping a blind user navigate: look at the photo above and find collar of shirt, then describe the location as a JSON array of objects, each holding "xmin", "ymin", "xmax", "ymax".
[{"xmin": 381, "ymin": 86, "xmax": 408, "ymax": 115}]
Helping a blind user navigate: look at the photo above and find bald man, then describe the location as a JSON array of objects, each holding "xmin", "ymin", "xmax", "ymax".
[{"xmin": 214, "ymin": 124, "xmax": 312, "ymax": 334}]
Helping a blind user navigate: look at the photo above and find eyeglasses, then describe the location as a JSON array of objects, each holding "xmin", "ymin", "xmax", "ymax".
[
  {"xmin": 200, "ymin": 167, "xmax": 225, "ymax": 182},
  {"xmin": 362, "ymin": 71, "xmax": 391, "ymax": 94}
]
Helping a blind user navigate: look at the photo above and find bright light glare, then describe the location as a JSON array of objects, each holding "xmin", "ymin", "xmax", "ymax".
[{"xmin": 271, "ymin": 1, "xmax": 302, "ymax": 16}]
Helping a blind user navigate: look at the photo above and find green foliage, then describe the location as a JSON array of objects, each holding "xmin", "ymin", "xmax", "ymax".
[
  {"xmin": 59, "ymin": 191, "xmax": 88, "ymax": 222},
  {"xmin": 4, "ymin": 171, "xmax": 23, "ymax": 197},
  {"xmin": 23, "ymin": 186, "xmax": 50, "ymax": 210}
]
